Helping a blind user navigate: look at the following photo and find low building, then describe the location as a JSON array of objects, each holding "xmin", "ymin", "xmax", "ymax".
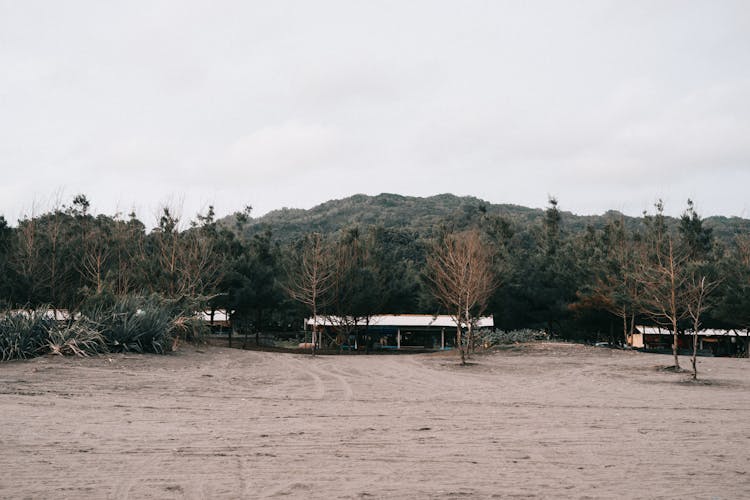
[
  {"xmin": 305, "ymin": 314, "xmax": 494, "ymax": 350},
  {"xmin": 199, "ymin": 310, "xmax": 232, "ymax": 331},
  {"xmin": 631, "ymin": 326, "xmax": 749, "ymax": 357}
]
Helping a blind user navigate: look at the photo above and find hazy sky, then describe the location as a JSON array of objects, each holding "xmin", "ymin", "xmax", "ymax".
[{"xmin": 2, "ymin": 1, "xmax": 749, "ymax": 227}]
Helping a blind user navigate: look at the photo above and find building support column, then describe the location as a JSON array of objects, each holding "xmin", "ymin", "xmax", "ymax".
[
  {"xmin": 441, "ymin": 328, "xmax": 445, "ymax": 350},
  {"xmin": 397, "ymin": 329, "xmax": 401, "ymax": 350}
]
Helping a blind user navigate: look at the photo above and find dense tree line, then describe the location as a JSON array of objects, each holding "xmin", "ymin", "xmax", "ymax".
[
  {"xmin": 0, "ymin": 198, "xmax": 288, "ymax": 338},
  {"xmin": 2, "ymin": 194, "xmax": 750, "ymax": 364}
]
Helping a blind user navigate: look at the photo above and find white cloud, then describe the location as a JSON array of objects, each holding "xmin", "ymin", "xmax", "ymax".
[
  {"xmin": 1, "ymin": 0, "xmax": 749, "ymax": 222},
  {"xmin": 225, "ymin": 122, "xmax": 342, "ymax": 179}
]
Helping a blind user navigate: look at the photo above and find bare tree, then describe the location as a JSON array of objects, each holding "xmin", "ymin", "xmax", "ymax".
[
  {"xmin": 284, "ymin": 233, "xmax": 334, "ymax": 355},
  {"xmin": 685, "ymin": 274, "xmax": 719, "ymax": 380},
  {"xmin": 81, "ymin": 233, "xmax": 109, "ymax": 295},
  {"xmin": 426, "ymin": 229, "xmax": 498, "ymax": 365},
  {"xmin": 636, "ymin": 236, "xmax": 689, "ymax": 370},
  {"xmin": 177, "ymin": 228, "xmax": 222, "ymax": 300},
  {"xmin": 150, "ymin": 206, "xmax": 223, "ymax": 302},
  {"xmin": 14, "ymin": 215, "xmax": 43, "ymax": 304},
  {"xmin": 79, "ymin": 215, "xmax": 111, "ymax": 296},
  {"xmin": 151, "ymin": 207, "xmax": 182, "ymax": 297},
  {"xmin": 44, "ymin": 209, "xmax": 65, "ymax": 309}
]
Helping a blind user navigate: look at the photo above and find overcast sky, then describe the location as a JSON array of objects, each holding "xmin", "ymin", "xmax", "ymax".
[{"xmin": 1, "ymin": 1, "xmax": 749, "ymax": 227}]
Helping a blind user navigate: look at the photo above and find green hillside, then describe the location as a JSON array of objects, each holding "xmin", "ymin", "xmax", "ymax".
[{"xmin": 222, "ymin": 193, "xmax": 750, "ymax": 244}]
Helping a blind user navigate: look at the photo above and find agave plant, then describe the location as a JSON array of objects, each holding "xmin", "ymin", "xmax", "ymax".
[
  {"xmin": 86, "ymin": 295, "xmax": 176, "ymax": 354},
  {"xmin": 0, "ymin": 308, "xmax": 55, "ymax": 361},
  {"xmin": 46, "ymin": 319, "xmax": 107, "ymax": 357}
]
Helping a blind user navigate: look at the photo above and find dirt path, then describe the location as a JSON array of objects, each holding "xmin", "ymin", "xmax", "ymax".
[{"xmin": 1, "ymin": 343, "xmax": 748, "ymax": 499}]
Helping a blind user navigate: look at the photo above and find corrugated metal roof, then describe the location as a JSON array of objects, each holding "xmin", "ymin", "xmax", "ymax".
[
  {"xmin": 636, "ymin": 326, "xmax": 747, "ymax": 337},
  {"xmin": 306, "ymin": 314, "xmax": 494, "ymax": 328},
  {"xmin": 198, "ymin": 310, "xmax": 231, "ymax": 322}
]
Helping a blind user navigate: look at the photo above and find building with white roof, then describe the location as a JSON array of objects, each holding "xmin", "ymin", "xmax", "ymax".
[
  {"xmin": 630, "ymin": 326, "xmax": 748, "ymax": 357},
  {"xmin": 305, "ymin": 314, "xmax": 494, "ymax": 350}
]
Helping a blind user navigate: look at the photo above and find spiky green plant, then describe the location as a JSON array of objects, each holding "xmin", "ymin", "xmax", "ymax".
[
  {"xmin": 0, "ymin": 308, "xmax": 55, "ymax": 361},
  {"xmin": 46, "ymin": 319, "xmax": 107, "ymax": 357},
  {"xmin": 86, "ymin": 295, "xmax": 178, "ymax": 354}
]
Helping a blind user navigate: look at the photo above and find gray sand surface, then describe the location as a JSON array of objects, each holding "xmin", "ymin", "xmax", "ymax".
[{"xmin": 1, "ymin": 343, "xmax": 748, "ymax": 499}]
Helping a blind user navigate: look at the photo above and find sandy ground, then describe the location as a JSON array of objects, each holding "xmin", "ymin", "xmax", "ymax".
[{"xmin": 0, "ymin": 343, "xmax": 748, "ymax": 499}]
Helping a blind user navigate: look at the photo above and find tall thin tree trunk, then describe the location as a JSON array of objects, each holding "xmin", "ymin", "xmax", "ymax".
[
  {"xmin": 691, "ymin": 330, "xmax": 698, "ymax": 380},
  {"xmin": 311, "ymin": 307, "xmax": 317, "ymax": 357},
  {"xmin": 691, "ymin": 298, "xmax": 702, "ymax": 380},
  {"xmin": 670, "ymin": 243, "xmax": 680, "ymax": 370},
  {"xmin": 465, "ymin": 304, "xmax": 473, "ymax": 358},
  {"xmin": 672, "ymin": 318, "xmax": 680, "ymax": 370},
  {"xmin": 456, "ymin": 324, "xmax": 465, "ymax": 365}
]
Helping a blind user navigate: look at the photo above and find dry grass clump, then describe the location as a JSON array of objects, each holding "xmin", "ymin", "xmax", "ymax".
[{"xmin": 46, "ymin": 319, "xmax": 107, "ymax": 357}]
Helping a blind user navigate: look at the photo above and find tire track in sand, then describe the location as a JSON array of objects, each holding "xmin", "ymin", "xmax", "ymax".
[
  {"xmin": 277, "ymin": 355, "xmax": 354, "ymax": 401},
  {"xmin": 280, "ymin": 355, "xmax": 326, "ymax": 400},
  {"xmin": 309, "ymin": 360, "xmax": 354, "ymax": 401},
  {"xmin": 108, "ymin": 452, "xmax": 162, "ymax": 500}
]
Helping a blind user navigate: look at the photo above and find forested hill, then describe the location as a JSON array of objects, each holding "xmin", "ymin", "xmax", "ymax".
[{"xmin": 223, "ymin": 193, "xmax": 750, "ymax": 244}]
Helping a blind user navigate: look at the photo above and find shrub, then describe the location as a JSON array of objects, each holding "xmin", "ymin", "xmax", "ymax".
[
  {"xmin": 85, "ymin": 295, "xmax": 176, "ymax": 354},
  {"xmin": 84, "ymin": 294, "xmax": 205, "ymax": 354},
  {"xmin": 46, "ymin": 319, "xmax": 107, "ymax": 357},
  {"xmin": 479, "ymin": 328, "xmax": 549, "ymax": 348},
  {"xmin": 170, "ymin": 315, "xmax": 208, "ymax": 347},
  {"xmin": 0, "ymin": 295, "xmax": 208, "ymax": 361},
  {"xmin": 0, "ymin": 308, "xmax": 55, "ymax": 361}
]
